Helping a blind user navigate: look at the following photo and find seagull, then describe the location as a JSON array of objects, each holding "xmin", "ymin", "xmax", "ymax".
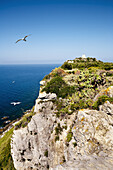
[
  {"xmin": 15, "ymin": 34, "xmax": 31, "ymax": 43},
  {"xmin": 11, "ymin": 102, "xmax": 21, "ymax": 106}
]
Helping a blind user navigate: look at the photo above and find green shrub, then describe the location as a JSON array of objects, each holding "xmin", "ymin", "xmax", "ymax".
[
  {"xmin": 73, "ymin": 142, "xmax": 77, "ymax": 147},
  {"xmin": 70, "ymin": 103, "xmax": 79, "ymax": 111},
  {"xmin": 67, "ymin": 131, "xmax": 73, "ymax": 142},
  {"xmin": 44, "ymin": 150, "xmax": 48, "ymax": 157},
  {"xmin": 61, "ymin": 62, "xmax": 72, "ymax": 70},
  {"xmin": 62, "ymin": 125, "xmax": 67, "ymax": 130},
  {"xmin": 87, "ymin": 57, "xmax": 90, "ymax": 62},
  {"xmin": 86, "ymin": 99, "xmax": 93, "ymax": 107},
  {"xmin": 106, "ymin": 72, "xmax": 113, "ymax": 76},
  {"xmin": 42, "ymin": 76, "xmax": 75, "ymax": 98},
  {"xmin": 42, "ymin": 76, "xmax": 65, "ymax": 95},
  {"xmin": 92, "ymin": 95, "xmax": 113, "ymax": 110},
  {"xmin": 93, "ymin": 58, "xmax": 96, "ymax": 61},
  {"xmin": 55, "ymin": 123, "xmax": 62, "ymax": 135},
  {"xmin": 60, "ymin": 86, "xmax": 75, "ymax": 98},
  {"xmin": 56, "ymin": 111, "xmax": 60, "ymax": 117},
  {"xmin": 43, "ymin": 74, "xmax": 51, "ymax": 80},
  {"xmin": 55, "ymin": 136, "xmax": 59, "ymax": 142},
  {"xmin": 101, "ymin": 63, "xmax": 113, "ymax": 70},
  {"xmin": 70, "ymin": 99, "xmax": 88, "ymax": 111},
  {"xmin": 62, "ymin": 155, "xmax": 66, "ymax": 162},
  {"xmin": 55, "ymin": 99, "xmax": 64, "ymax": 111}
]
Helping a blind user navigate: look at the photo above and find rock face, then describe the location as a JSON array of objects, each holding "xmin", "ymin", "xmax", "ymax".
[
  {"xmin": 34, "ymin": 92, "xmax": 57, "ymax": 112},
  {"xmin": 51, "ymin": 155, "xmax": 113, "ymax": 170},
  {"xmin": 100, "ymin": 100, "xmax": 113, "ymax": 115},
  {"xmin": 93, "ymin": 86, "xmax": 113, "ymax": 101},
  {"xmin": 11, "ymin": 88, "xmax": 113, "ymax": 169},
  {"xmin": 51, "ymin": 106, "xmax": 113, "ymax": 169},
  {"xmin": 11, "ymin": 94, "xmax": 56, "ymax": 170}
]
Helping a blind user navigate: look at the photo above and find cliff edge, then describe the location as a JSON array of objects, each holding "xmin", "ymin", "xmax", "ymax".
[{"xmin": 11, "ymin": 57, "xmax": 113, "ymax": 169}]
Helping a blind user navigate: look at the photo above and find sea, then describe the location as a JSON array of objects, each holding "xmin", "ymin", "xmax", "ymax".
[{"xmin": 0, "ymin": 64, "xmax": 60, "ymax": 128}]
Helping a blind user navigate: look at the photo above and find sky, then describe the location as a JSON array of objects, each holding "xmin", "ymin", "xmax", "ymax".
[{"xmin": 0, "ymin": 0, "xmax": 113, "ymax": 64}]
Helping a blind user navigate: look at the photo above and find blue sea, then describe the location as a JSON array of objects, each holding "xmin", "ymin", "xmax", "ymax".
[{"xmin": 0, "ymin": 64, "xmax": 60, "ymax": 128}]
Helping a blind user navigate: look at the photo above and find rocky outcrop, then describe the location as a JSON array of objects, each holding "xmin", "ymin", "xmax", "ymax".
[
  {"xmin": 11, "ymin": 93, "xmax": 56, "ymax": 170},
  {"xmin": 10, "ymin": 54, "xmax": 113, "ymax": 170},
  {"xmin": 34, "ymin": 92, "xmax": 57, "ymax": 112},
  {"xmin": 11, "ymin": 89, "xmax": 113, "ymax": 169}
]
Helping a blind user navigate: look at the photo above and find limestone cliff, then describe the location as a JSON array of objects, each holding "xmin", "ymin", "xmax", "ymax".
[{"xmin": 11, "ymin": 58, "xmax": 113, "ymax": 169}]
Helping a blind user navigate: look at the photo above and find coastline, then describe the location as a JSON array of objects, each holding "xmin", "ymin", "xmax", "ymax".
[
  {"xmin": 2, "ymin": 57, "xmax": 113, "ymax": 169},
  {"xmin": 0, "ymin": 79, "xmax": 47, "ymax": 138},
  {"xmin": 0, "ymin": 64, "xmax": 60, "ymax": 135}
]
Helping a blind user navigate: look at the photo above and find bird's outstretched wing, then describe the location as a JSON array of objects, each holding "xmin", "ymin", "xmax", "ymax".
[
  {"xmin": 24, "ymin": 34, "xmax": 31, "ymax": 39},
  {"xmin": 15, "ymin": 39, "xmax": 22, "ymax": 43}
]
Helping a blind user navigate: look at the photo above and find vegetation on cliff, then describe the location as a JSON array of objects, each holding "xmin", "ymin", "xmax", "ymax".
[
  {"xmin": 1, "ymin": 57, "xmax": 113, "ymax": 169},
  {"xmin": 61, "ymin": 57, "xmax": 113, "ymax": 70},
  {"xmin": 15, "ymin": 106, "xmax": 35, "ymax": 130},
  {"xmin": 42, "ymin": 76, "xmax": 75, "ymax": 98},
  {"xmin": 92, "ymin": 95, "xmax": 113, "ymax": 110},
  {"xmin": 0, "ymin": 128, "xmax": 15, "ymax": 170},
  {"xmin": 42, "ymin": 57, "xmax": 113, "ymax": 118}
]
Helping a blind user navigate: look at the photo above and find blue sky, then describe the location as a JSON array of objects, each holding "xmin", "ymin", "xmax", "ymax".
[{"xmin": 0, "ymin": 0, "xmax": 113, "ymax": 64}]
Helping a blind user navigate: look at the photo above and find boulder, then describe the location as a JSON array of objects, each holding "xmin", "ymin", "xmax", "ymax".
[{"xmin": 38, "ymin": 92, "xmax": 57, "ymax": 100}]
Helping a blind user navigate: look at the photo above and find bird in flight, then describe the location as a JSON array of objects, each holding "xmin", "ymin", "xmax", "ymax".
[{"xmin": 15, "ymin": 34, "xmax": 31, "ymax": 43}]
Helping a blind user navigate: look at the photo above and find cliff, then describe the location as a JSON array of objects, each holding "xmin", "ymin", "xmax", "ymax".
[{"xmin": 7, "ymin": 58, "xmax": 113, "ymax": 169}]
